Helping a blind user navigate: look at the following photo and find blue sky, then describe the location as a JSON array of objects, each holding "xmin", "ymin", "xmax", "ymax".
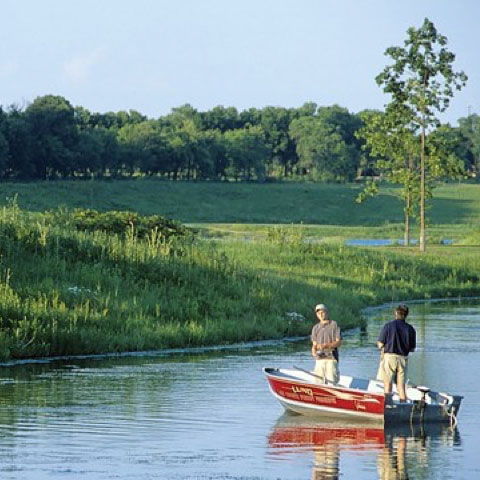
[{"xmin": 1, "ymin": 0, "xmax": 478, "ymax": 124}]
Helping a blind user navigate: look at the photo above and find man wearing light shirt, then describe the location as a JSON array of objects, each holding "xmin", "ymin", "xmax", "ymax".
[{"xmin": 311, "ymin": 304, "xmax": 342, "ymax": 384}]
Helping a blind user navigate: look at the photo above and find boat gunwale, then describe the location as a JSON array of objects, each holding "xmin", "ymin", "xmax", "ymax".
[{"xmin": 263, "ymin": 367, "xmax": 385, "ymax": 398}]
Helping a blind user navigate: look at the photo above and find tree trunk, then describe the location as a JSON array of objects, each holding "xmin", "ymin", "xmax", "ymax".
[
  {"xmin": 405, "ymin": 153, "xmax": 415, "ymax": 247},
  {"xmin": 420, "ymin": 125, "xmax": 426, "ymax": 252},
  {"xmin": 186, "ymin": 156, "xmax": 191, "ymax": 180},
  {"xmin": 404, "ymin": 191, "xmax": 410, "ymax": 246}
]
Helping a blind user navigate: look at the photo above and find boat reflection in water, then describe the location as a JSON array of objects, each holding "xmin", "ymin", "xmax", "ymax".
[{"xmin": 267, "ymin": 413, "xmax": 460, "ymax": 480}]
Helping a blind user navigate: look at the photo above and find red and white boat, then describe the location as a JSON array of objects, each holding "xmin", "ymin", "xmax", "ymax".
[{"xmin": 263, "ymin": 367, "xmax": 462, "ymax": 424}]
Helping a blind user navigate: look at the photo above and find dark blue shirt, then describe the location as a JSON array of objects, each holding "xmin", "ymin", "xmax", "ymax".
[{"xmin": 378, "ymin": 319, "xmax": 416, "ymax": 356}]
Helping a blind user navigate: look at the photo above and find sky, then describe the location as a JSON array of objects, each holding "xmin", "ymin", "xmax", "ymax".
[{"xmin": 1, "ymin": 0, "xmax": 479, "ymax": 124}]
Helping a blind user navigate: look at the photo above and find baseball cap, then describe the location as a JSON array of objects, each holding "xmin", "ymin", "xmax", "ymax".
[{"xmin": 315, "ymin": 304, "xmax": 328, "ymax": 312}]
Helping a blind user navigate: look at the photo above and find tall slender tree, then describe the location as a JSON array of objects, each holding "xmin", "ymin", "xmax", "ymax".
[
  {"xmin": 376, "ymin": 18, "xmax": 467, "ymax": 251},
  {"xmin": 357, "ymin": 106, "xmax": 418, "ymax": 246}
]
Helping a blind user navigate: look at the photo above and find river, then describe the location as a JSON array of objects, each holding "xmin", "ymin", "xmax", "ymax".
[{"xmin": 0, "ymin": 301, "xmax": 478, "ymax": 479}]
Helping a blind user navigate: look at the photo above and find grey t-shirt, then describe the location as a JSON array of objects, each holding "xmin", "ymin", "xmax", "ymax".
[{"xmin": 311, "ymin": 320, "xmax": 341, "ymax": 361}]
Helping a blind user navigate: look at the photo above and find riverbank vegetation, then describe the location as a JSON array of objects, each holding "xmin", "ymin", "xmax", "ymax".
[{"xmin": 0, "ymin": 192, "xmax": 479, "ymax": 361}]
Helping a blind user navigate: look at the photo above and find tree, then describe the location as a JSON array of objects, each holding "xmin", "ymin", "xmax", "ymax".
[
  {"xmin": 202, "ymin": 129, "xmax": 228, "ymax": 179},
  {"xmin": 201, "ymin": 105, "xmax": 239, "ymax": 132},
  {"xmin": 25, "ymin": 95, "xmax": 79, "ymax": 178},
  {"xmin": 289, "ymin": 115, "xmax": 359, "ymax": 181},
  {"xmin": 429, "ymin": 124, "xmax": 473, "ymax": 175},
  {"xmin": 296, "ymin": 101, "xmax": 317, "ymax": 118},
  {"xmin": 357, "ymin": 106, "xmax": 419, "ymax": 245},
  {"xmin": 258, "ymin": 106, "xmax": 297, "ymax": 177},
  {"xmin": 354, "ymin": 109, "xmax": 384, "ymax": 178},
  {"xmin": 76, "ymin": 127, "xmax": 120, "ymax": 177},
  {"xmin": 0, "ymin": 108, "xmax": 9, "ymax": 177},
  {"xmin": 117, "ymin": 121, "xmax": 168, "ymax": 175},
  {"xmin": 376, "ymin": 18, "xmax": 467, "ymax": 251},
  {"xmin": 2, "ymin": 105, "xmax": 35, "ymax": 179},
  {"xmin": 238, "ymin": 107, "xmax": 261, "ymax": 128},
  {"xmin": 458, "ymin": 114, "xmax": 480, "ymax": 176},
  {"xmin": 74, "ymin": 106, "xmax": 93, "ymax": 130},
  {"xmin": 224, "ymin": 126, "xmax": 268, "ymax": 181},
  {"xmin": 166, "ymin": 104, "xmax": 203, "ymax": 130},
  {"xmin": 316, "ymin": 105, "xmax": 363, "ymax": 152}
]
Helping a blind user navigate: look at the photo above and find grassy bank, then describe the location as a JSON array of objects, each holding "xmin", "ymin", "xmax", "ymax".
[
  {"xmin": 1, "ymin": 179, "xmax": 480, "ymax": 227},
  {"xmin": 0, "ymin": 201, "xmax": 479, "ymax": 361}
]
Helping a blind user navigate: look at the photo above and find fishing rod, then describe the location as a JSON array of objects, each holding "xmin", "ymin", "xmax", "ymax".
[{"xmin": 293, "ymin": 365, "xmax": 334, "ymax": 385}]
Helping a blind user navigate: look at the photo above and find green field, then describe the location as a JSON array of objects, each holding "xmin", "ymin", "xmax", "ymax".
[
  {"xmin": 0, "ymin": 180, "xmax": 479, "ymax": 361},
  {"xmin": 1, "ymin": 179, "xmax": 479, "ymax": 225}
]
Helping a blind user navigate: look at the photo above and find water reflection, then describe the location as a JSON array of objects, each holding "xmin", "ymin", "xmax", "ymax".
[{"xmin": 268, "ymin": 413, "xmax": 460, "ymax": 480}]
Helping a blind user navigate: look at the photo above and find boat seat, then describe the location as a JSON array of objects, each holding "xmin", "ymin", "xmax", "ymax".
[
  {"xmin": 338, "ymin": 376, "xmax": 384, "ymax": 393},
  {"xmin": 349, "ymin": 378, "xmax": 371, "ymax": 391}
]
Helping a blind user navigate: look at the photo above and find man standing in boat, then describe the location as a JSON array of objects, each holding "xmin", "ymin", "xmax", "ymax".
[
  {"xmin": 311, "ymin": 304, "xmax": 342, "ymax": 384},
  {"xmin": 377, "ymin": 304, "xmax": 416, "ymax": 402}
]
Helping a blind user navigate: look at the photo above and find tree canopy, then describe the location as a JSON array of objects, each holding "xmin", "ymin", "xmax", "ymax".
[{"xmin": 0, "ymin": 90, "xmax": 477, "ymax": 183}]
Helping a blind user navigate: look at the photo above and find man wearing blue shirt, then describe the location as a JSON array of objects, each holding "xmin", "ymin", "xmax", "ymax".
[{"xmin": 377, "ymin": 305, "xmax": 416, "ymax": 401}]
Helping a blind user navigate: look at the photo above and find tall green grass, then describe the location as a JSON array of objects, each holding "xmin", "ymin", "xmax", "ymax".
[
  {"xmin": 0, "ymin": 204, "xmax": 303, "ymax": 360},
  {"xmin": 0, "ymin": 202, "xmax": 479, "ymax": 361}
]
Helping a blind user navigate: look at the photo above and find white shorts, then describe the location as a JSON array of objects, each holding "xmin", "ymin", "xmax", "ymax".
[{"xmin": 314, "ymin": 359, "xmax": 339, "ymax": 384}]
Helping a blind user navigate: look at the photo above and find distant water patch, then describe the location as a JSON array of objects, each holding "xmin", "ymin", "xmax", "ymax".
[{"xmin": 346, "ymin": 239, "xmax": 453, "ymax": 247}]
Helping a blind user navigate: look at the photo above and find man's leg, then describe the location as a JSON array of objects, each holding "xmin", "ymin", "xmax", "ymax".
[
  {"xmin": 382, "ymin": 354, "xmax": 395, "ymax": 394},
  {"xmin": 396, "ymin": 382, "xmax": 407, "ymax": 401},
  {"xmin": 314, "ymin": 359, "xmax": 327, "ymax": 383},
  {"xmin": 384, "ymin": 380, "xmax": 393, "ymax": 394},
  {"xmin": 324, "ymin": 359, "xmax": 339, "ymax": 384},
  {"xmin": 396, "ymin": 357, "xmax": 407, "ymax": 401}
]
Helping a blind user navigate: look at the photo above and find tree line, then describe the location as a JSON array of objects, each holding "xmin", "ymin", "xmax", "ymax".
[{"xmin": 0, "ymin": 94, "xmax": 478, "ymax": 182}]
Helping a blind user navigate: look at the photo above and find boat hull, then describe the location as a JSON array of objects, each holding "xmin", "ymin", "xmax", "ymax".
[
  {"xmin": 265, "ymin": 369, "xmax": 385, "ymax": 422},
  {"xmin": 264, "ymin": 367, "xmax": 462, "ymax": 424}
]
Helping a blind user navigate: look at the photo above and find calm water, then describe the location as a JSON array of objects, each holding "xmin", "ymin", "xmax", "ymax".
[
  {"xmin": 346, "ymin": 239, "xmax": 453, "ymax": 246},
  {"xmin": 0, "ymin": 301, "xmax": 479, "ymax": 479}
]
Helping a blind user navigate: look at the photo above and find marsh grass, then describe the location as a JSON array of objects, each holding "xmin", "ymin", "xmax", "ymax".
[
  {"xmin": 0, "ymin": 202, "xmax": 479, "ymax": 361},
  {"xmin": 459, "ymin": 228, "xmax": 480, "ymax": 246},
  {"xmin": 0, "ymin": 205, "xmax": 304, "ymax": 359},
  {"xmin": 0, "ymin": 180, "xmax": 479, "ymax": 361}
]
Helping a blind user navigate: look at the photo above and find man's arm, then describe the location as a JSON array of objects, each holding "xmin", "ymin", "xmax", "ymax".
[
  {"xmin": 410, "ymin": 327, "xmax": 416, "ymax": 352},
  {"xmin": 324, "ymin": 324, "xmax": 342, "ymax": 350},
  {"xmin": 313, "ymin": 337, "xmax": 341, "ymax": 352},
  {"xmin": 377, "ymin": 325, "xmax": 387, "ymax": 350},
  {"xmin": 323, "ymin": 337, "xmax": 341, "ymax": 349}
]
